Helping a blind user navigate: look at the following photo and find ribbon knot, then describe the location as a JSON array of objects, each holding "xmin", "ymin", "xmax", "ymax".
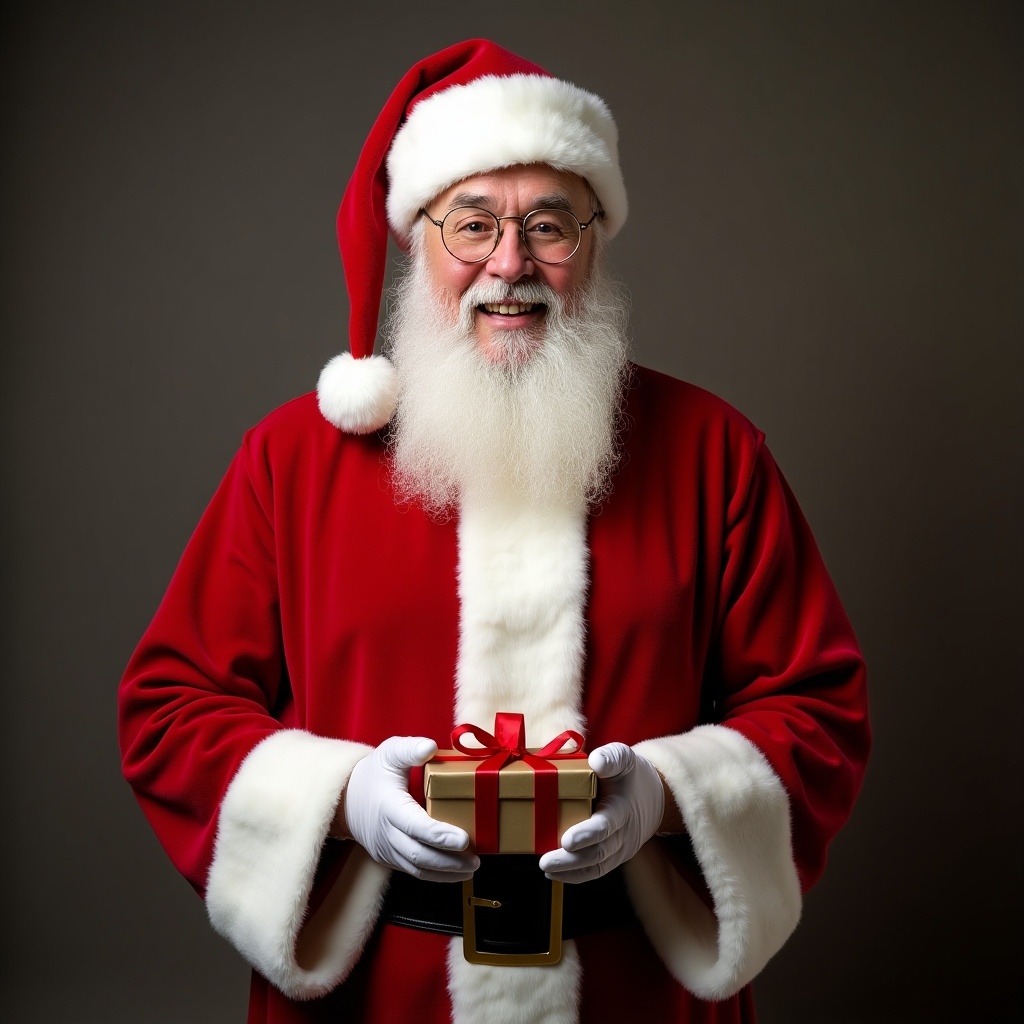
[{"xmin": 440, "ymin": 713, "xmax": 587, "ymax": 853}]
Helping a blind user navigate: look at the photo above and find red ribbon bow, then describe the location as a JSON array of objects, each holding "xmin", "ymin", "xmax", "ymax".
[{"xmin": 437, "ymin": 712, "xmax": 587, "ymax": 853}]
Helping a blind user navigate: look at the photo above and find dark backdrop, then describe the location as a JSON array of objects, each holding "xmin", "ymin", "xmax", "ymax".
[{"xmin": 2, "ymin": 2, "xmax": 1021, "ymax": 1021}]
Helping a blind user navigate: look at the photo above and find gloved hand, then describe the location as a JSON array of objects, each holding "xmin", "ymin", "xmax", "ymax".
[
  {"xmin": 343, "ymin": 736, "xmax": 479, "ymax": 882},
  {"xmin": 538, "ymin": 742, "xmax": 665, "ymax": 884}
]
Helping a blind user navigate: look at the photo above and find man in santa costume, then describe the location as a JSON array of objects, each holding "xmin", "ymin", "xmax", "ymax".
[{"xmin": 119, "ymin": 39, "xmax": 870, "ymax": 1023}]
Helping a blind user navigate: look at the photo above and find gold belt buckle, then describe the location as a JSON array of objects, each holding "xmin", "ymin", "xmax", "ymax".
[{"xmin": 461, "ymin": 877, "xmax": 564, "ymax": 966}]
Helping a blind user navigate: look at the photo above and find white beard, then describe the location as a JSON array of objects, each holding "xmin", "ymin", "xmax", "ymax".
[{"xmin": 383, "ymin": 242, "xmax": 631, "ymax": 516}]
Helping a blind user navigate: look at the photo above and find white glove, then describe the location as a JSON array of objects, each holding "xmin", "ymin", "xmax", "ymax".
[
  {"xmin": 538, "ymin": 742, "xmax": 665, "ymax": 884},
  {"xmin": 344, "ymin": 736, "xmax": 479, "ymax": 882}
]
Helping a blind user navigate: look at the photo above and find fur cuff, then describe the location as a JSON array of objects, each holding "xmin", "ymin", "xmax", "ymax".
[
  {"xmin": 630, "ymin": 726, "xmax": 802, "ymax": 1000},
  {"xmin": 317, "ymin": 352, "xmax": 398, "ymax": 434},
  {"xmin": 206, "ymin": 730, "xmax": 389, "ymax": 999}
]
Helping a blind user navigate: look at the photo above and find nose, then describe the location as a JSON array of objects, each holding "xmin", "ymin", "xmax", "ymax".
[{"xmin": 485, "ymin": 220, "xmax": 535, "ymax": 283}]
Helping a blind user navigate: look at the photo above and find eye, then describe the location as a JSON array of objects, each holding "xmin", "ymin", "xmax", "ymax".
[
  {"xmin": 446, "ymin": 209, "xmax": 497, "ymax": 236},
  {"xmin": 525, "ymin": 211, "xmax": 574, "ymax": 240}
]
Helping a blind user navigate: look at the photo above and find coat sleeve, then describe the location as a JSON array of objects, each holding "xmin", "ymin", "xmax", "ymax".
[
  {"xmin": 630, "ymin": 434, "xmax": 870, "ymax": 1001},
  {"xmin": 117, "ymin": 433, "xmax": 388, "ymax": 1000}
]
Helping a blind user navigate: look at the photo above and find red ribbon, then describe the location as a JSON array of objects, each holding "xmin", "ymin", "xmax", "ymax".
[{"xmin": 435, "ymin": 713, "xmax": 587, "ymax": 853}]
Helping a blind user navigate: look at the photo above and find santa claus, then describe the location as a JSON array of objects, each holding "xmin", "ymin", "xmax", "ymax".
[{"xmin": 119, "ymin": 39, "xmax": 870, "ymax": 1023}]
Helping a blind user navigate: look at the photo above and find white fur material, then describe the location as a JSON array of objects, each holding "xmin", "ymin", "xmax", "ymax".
[
  {"xmin": 206, "ymin": 730, "xmax": 390, "ymax": 1000},
  {"xmin": 453, "ymin": 493, "xmax": 589, "ymax": 740},
  {"xmin": 447, "ymin": 936, "xmax": 582, "ymax": 1024},
  {"xmin": 205, "ymin": 472, "xmax": 801, "ymax": 1013},
  {"xmin": 630, "ymin": 726, "xmax": 802, "ymax": 1001},
  {"xmin": 447, "ymin": 495, "xmax": 589, "ymax": 1021},
  {"xmin": 386, "ymin": 74, "xmax": 628, "ymax": 244},
  {"xmin": 317, "ymin": 352, "xmax": 398, "ymax": 434}
]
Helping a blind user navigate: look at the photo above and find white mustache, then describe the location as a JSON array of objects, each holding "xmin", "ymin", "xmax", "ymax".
[{"xmin": 459, "ymin": 280, "xmax": 560, "ymax": 315}]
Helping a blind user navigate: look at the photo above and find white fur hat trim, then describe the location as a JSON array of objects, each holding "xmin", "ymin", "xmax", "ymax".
[{"xmin": 386, "ymin": 74, "xmax": 627, "ymax": 244}]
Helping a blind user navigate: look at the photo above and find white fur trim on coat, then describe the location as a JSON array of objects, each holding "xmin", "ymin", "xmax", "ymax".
[
  {"xmin": 386, "ymin": 74, "xmax": 627, "ymax": 244},
  {"xmin": 205, "ymin": 729, "xmax": 390, "ymax": 1000},
  {"xmin": 453, "ymin": 494, "xmax": 589, "ymax": 741},
  {"xmin": 447, "ymin": 936, "xmax": 582, "ymax": 1024},
  {"xmin": 630, "ymin": 726, "xmax": 802, "ymax": 1001},
  {"xmin": 317, "ymin": 352, "xmax": 398, "ymax": 434},
  {"xmin": 449, "ymin": 494, "xmax": 589, "ymax": 1021}
]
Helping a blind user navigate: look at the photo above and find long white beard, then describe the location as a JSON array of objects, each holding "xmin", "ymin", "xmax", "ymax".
[{"xmin": 384, "ymin": 246, "xmax": 631, "ymax": 515}]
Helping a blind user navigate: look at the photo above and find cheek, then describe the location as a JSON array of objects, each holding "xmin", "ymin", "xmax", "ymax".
[
  {"xmin": 432, "ymin": 256, "xmax": 476, "ymax": 293},
  {"xmin": 548, "ymin": 266, "xmax": 588, "ymax": 311},
  {"xmin": 423, "ymin": 253, "xmax": 479, "ymax": 317},
  {"xmin": 546, "ymin": 238, "xmax": 593, "ymax": 298},
  {"xmin": 442, "ymin": 270, "xmax": 479, "ymax": 313}
]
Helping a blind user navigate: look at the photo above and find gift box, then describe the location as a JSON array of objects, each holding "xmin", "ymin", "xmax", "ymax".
[{"xmin": 424, "ymin": 713, "xmax": 596, "ymax": 854}]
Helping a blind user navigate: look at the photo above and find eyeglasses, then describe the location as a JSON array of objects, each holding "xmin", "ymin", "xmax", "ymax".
[{"xmin": 418, "ymin": 206, "xmax": 604, "ymax": 265}]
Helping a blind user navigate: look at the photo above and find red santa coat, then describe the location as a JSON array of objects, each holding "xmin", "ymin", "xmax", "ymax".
[{"xmin": 119, "ymin": 364, "xmax": 869, "ymax": 1023}]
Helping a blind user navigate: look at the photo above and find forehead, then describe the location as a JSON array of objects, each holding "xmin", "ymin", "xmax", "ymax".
[{"xmin": 431, "ymin": 164, "xmax": 593, "ymax": 212}]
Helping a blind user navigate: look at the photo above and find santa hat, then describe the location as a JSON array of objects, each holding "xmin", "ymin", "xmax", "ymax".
[{"xmin": 317, "ymin": 38, "xmax": 628, "ymax": 434}]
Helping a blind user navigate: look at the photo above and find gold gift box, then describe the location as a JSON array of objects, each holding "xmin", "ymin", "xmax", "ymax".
[{"xmin": 424, "ymin": 753, "xmax": 596, "ymax": 854}]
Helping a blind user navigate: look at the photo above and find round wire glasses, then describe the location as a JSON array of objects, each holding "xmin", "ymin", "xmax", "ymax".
[{"xmin": 419, "ymin": 206, "xmax": 603, "ymax": 265}]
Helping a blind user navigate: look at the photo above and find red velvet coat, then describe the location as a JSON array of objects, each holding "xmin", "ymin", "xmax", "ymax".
[{"xmin": 119, "ymin": 365, "xmax": 869, "ymax": 1023}]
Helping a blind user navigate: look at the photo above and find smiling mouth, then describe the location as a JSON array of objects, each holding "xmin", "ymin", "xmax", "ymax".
[{"xmin": 478, "ymin": 301, "xmax": 544, "ymax": 316}]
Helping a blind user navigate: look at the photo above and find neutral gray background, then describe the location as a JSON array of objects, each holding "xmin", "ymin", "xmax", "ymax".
[{"xmin": 2, "ymin": 1, "xmax": 1021, "ymax": 1021}]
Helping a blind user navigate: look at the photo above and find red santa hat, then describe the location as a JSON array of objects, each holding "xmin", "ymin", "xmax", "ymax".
[{"xmin": 317, "ymin": 38, "xmax": 628, "ymax": 434}]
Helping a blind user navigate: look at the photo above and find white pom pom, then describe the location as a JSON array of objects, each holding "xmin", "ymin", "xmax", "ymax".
[{"xmin": 317, "ymin": 352, "xmax": 398, "ymax": 434}]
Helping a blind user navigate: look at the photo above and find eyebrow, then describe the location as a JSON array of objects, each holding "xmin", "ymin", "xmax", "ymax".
[
  {"xmin": 531, "ymin": 193, "xmax": 575, "ymax": 213},
  {"xmin": 444, "ymin": 191, "xmax": 577, "ymax": 214},
  {"xmin": 445, "ymin": 193, "xmax": 492, "ymax": 211}
]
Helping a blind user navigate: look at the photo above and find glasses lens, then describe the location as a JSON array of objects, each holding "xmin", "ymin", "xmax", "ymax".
[
  {"xmin": 523, "ymin": 210, "xmax": 581, "ymax": 263},
  {"xmin": 441, "ymin": 208, "xmax": 499, "ymax": 262}
]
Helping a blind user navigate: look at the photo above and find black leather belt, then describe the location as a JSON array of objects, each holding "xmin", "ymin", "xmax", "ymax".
[{"xmin": 381, "ymin": 855, "xmax": 637, "ymax": 965}]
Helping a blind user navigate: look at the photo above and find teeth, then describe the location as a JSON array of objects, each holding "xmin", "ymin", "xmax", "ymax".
[{"xmin": 483, "ymin": 302, "xmax": 534, "ymax": 315}]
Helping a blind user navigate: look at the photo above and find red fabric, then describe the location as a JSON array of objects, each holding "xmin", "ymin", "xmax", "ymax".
[
  {"xmin": 244, "ymin": 924, "xmax": 756, "ymax": 1024},
  {"xmin": 119, "ymin": 364, "xmax": 870, "ymax": 1020},
  {"xmin": 337, "ymin": 39, "xmax": 548, "ymax": 361},
  {"xmin": 245, "ymin": 926, "xmax": 454, "ymax": 1023}
]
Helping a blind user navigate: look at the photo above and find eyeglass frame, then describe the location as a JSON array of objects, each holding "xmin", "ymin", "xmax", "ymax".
[{"xmin": 418, "ymin": 205, "xmax": 604, "ymax": 265}]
